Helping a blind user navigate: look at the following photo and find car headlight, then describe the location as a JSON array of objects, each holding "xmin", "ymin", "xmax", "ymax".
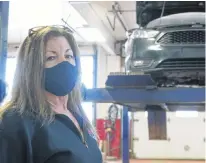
[
  {"xmin": 131, "ymin": 29, "xmax": 159, "ymax": 39},
  {"xmin": 133, "ymin": 60, "xmax": 153, "ymax": 67}
]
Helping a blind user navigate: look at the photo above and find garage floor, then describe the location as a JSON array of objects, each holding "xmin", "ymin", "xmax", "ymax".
[{"xmin": 107, "ymin": 160, "xmax": 205, "ymax": 163}]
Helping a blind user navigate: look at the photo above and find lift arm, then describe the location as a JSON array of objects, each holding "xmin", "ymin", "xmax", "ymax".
[{"xmin": 85, "ymin": 87, "xmax": 205, "ymax": 106}]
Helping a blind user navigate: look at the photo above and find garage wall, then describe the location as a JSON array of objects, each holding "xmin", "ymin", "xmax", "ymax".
[
  {"xmin": 133, "ymin": 111, "xmax": 205, "ymax": 159},
  {"xmin": 96, "ymin": 46, "xmax": 121, "ymax": 119}
]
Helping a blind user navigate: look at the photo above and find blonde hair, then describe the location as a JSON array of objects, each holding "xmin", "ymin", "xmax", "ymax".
[{"xmin": 0, "ymin": 26, "xmax": 96, "ymax": 137}]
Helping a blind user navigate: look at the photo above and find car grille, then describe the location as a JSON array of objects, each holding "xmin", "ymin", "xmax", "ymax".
[
  {"xmin": 157, "ymin": 30, "xmax": 205, "ymax": 45},
  {"xmin": 156, "ymin": 58, "xmax": 205, "ymax": 68}
]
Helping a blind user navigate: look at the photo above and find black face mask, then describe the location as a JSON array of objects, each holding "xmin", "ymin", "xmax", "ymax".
[{"xmin": 44, "ymin": 61, "xmax": 78, "ymax": 96}]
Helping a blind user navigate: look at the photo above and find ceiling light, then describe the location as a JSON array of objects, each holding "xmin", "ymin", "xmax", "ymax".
[{"xmin": 77, "ymin": 27, "xmax": 106, "ymax": 42}]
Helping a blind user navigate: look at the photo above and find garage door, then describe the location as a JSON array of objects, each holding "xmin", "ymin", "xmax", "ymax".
[{"xmin": 133, "ymin": 111, "xmax": 205, "ymax": 159}]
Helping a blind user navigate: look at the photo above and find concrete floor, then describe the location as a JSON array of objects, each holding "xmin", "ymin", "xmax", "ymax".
[{"xmin": 107, "ymin": 160, "xmax": 205, "ymax": 163}]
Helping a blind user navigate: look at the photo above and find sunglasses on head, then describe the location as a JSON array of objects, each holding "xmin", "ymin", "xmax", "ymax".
[{"xmin": 28, "ymin": 25, "xmax": 74, "ymax": 37}]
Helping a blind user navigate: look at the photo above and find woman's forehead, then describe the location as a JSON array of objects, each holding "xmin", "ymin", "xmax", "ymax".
[{"xmin": 45, "ymin": 36, "xmax": 71, "ymax": 50}]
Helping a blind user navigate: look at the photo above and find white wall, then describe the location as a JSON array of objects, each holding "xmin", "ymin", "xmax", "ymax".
[
  {"xmin": 133, "ymin": 111, "xmax": 205, "ymax": 159},
  {"xmin": 96, "ymin": 46, "xmax": 121, "ymax": 119}
]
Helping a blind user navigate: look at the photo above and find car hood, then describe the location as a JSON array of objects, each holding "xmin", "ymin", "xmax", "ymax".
[
  {"xmin": 146, "ymin": 12, "xmax": 205, "ymax": 28},
  {"xmin": 136, "ymin": 1, "xmax": 205, "ymax": 27}
]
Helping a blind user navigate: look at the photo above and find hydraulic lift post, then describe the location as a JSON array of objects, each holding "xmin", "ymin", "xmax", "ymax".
[
  {"xmin": 122, "ymin": 106, "xmax": 129, "ymax": 163},
  {"xmin": 0, "ymin": 1, "xmax": 9, "ymax": 102}
]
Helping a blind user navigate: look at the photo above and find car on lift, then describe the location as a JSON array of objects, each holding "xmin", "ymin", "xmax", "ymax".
[{"xmin": 125, "ymin": 1, "xmax": 205, "ymax": 87}]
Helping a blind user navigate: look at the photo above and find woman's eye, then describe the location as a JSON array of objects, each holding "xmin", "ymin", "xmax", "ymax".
[
  {"xmin": 46, "ymin": 56, "xmax": 56, "ymax": 61},
  {"xmin": 65, "ymin": 54, "xmax": 74, "ymax": 59}
]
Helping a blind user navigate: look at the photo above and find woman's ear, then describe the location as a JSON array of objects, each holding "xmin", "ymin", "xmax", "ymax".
[{"xmin": 0, "ymin": 80, "xmax": 6, "ymax": 103}]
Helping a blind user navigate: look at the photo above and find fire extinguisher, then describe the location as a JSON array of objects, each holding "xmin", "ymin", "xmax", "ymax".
[{"xmin": 104, "ymin": 104, "xmax": 119, "ymax": 156}]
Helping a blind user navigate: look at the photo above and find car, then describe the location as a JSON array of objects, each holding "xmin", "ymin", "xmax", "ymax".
[{"xmin": 125, "ymin": 1, "xmax": 205, "ymax": 87}]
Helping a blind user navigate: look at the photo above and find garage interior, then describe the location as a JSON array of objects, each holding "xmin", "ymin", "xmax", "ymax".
[{"xmin": 0, "ymin": 1, "xmax": 205, "ymax": 163}]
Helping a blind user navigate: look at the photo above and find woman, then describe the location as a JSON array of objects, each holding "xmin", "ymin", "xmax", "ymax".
[{"xmin": 0, "ymin": 26, "xmax": 102, "ymax": 163}]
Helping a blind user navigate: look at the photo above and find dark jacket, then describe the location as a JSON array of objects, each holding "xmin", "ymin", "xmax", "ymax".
[{"xmin": 0, "ymin": 110, "xmax": 102, "ymax": 163}]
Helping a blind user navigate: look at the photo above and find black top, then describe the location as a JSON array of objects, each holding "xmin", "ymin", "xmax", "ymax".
[{"xmin": 0, "ymin": 111, "xmax": 102, "ymax": 163}]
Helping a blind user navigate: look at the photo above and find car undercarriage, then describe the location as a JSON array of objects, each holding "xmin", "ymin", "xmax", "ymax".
[
  {"xmin": 144, "ymin": 57, "xmax": 205, "ymax": 87},
  {"xmin": 147, "ymin": 68, "xmax": 205, "ymax": 87}
]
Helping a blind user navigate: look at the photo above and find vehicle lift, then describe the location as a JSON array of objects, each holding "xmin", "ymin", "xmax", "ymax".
[
  {"xmin": 85, "ymin": 73, "xmax": 205, "ymax": 163},
  {"xmin": 0, "ymin": 2, "xmax": 205, "ymax": 163}
]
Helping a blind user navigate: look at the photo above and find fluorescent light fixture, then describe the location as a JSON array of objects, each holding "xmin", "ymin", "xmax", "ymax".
[
  {"xmin": 62, "ymin": 2, "xmax": 88, "ymax": 28},
  {"xmin": 77, "ymin": 27, "xmax": 106, "ymax": 42}
]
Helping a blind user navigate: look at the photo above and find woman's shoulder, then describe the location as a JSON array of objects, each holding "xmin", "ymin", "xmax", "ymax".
[
  {"xmin": 0, "ymin": 110, "xmax": 36, "ymax": 136},
  {"xmin": 1, "ymin": 110, "xmax": 23, "ymax": 127}
]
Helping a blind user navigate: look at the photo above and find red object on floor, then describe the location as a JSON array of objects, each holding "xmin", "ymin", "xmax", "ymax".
[
  {"xmin": 96, "ymin": 119, "xmax": 106, "ymax": 140},
  {"xmin": 96, "ymin": 119, "xmax": 121, "ymax": 158},
  {"xmin": 110, "ymin": 119, "xmax": 121, "ymax": 158}
]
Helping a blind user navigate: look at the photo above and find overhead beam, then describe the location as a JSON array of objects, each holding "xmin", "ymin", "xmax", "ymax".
[{"xmin": 70, "ymin": 3, "xmax": 116, "ymax": 55}]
